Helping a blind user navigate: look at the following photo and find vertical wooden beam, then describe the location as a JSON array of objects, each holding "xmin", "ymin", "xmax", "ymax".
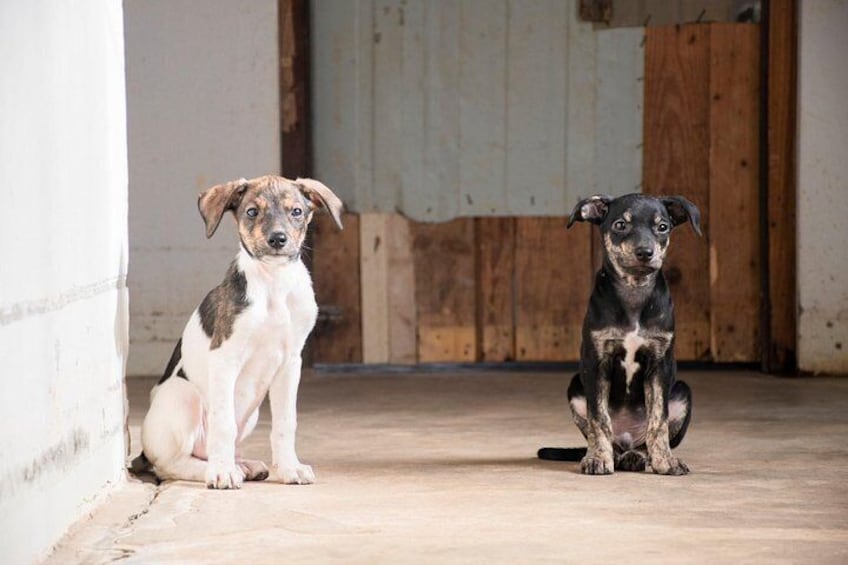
[
  {"xmin": 280, "ymin": 0, "xmax": 311, "ymax": 177},
  {"xmin": 766, "ymin": 0, "xmax": 798, "ymax": 372},
  {"xmin": 476, "ymin": 218, "xmax": 516, "ymax": 362},
  {"xmin": 360, "ymin": 214, "xmax": 391, "ymax": 363},
  {"xmin": 358, "ymin": 214, "xmax": 417, "ymax": 364},
  {"xmin": 308, "ymin": 213, "xmax": 362, "ymax": 363},
  {"xmin": 413, "ymin": 219, "xmax": 477, "ymax": 362},
  {"xmin": 708, "ymin": 24, "xmax": 761, "ymax": 362},
  {"xmin": 514, "ymin": 218, "xmax": 590, "ymax": 361},
  {"xmin": 643, "ymin": 24, "xmax": 712, "ymax": 361},
  {"xmin": 386, "ymin": 214, "xmax": 417, "ymax": 363}
]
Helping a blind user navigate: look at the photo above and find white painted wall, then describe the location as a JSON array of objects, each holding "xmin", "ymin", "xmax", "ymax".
[
  {"xmin": 124, "ymin": 0, "xmax": 280, "ymax": 376},
  {"xmin": 0, "ymin": 1, "xmax": 129, "ymax": 562},
  {"xmin": 797, "ymin": 0, "xmax": 848, "ymax": 375}
]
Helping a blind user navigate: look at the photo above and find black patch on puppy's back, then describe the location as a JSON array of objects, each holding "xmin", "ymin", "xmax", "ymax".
[
  {"xmin": 198, "ymin": 262, "xmax": 250, "ymax": 349},
  {"xmin": 159, "ymin": 338, "xmax": 186, "ymax": 384}
]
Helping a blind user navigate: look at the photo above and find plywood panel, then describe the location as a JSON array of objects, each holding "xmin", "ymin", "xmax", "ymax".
[
  {"xmin": 476, "ymin": 218, "xmax": 516, "ymax": 361},
  {"xmin": 515, "ymin": 218, "xmax": 591, "ymax": 361},
  {"xmin": 411, "ymin": 0, "xmax": 461, "ymax": 221},
  {"xmin": 313, "ymin": 0, "xmax": 644, "ymax": 221},
  {"xmin": 311, "ymin": 0, "xmax": 373, "ymax": 209},
  {"xmin": 309, "ymin": 213, "xmax": 362, "ymax": 363},
  {"xmin": 413, "ymin": 218, "xmax": 477, "ymax": 361},
  {"xmin": 643, "ymin": 24, "xmax": 712, "ymax": 361},
  {"xmin": 505, "ymin": 0, "xmax": 568, "ymax": 214},
  {"xmin": 595, "ymin": 27, "xmax": 645, "ymax": 195},
  {"xmin": 767, "ymin": 0, "xmax": 798, "ymax": 371},
  {"xmin": 458, "ymin": 0, "xmax": 508, "ymax": 215},
  {"xmin": 708, "ymin": 24, "xmax": 760, "ymax": 361},
  {"xmin": 371, "ymin": 0, "xmax": 404, "ymax": 209}
]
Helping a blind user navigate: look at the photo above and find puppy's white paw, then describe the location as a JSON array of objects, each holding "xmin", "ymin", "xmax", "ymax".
[
  {"xmin": 205, "ymin": 462, "xmax": 245, "ymax": 489},
  {"xmin": 271, "ymin": 462, "xmax": 315, "ymax": 485}
]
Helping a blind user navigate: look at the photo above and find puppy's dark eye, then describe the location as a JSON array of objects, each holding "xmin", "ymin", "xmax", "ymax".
[
  {"xmin": 657, "ymin": 222, "xmax": 670, "ymax": 234},
  {"xmin": 291, "ymin": 207, "xmax": 303, "ymax": 217},
  {"xmin": 246, "ymin": 207, "xmax": 258, "ymax": 218},
  {"xmin": 612, "ymin": 220, "xmax": 628, "ymax": 232}
]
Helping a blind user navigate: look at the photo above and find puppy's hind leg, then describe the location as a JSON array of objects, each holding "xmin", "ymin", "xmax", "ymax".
[
  {"xmin": 141, "ymin": 378, "xmax": 210, "ymax": 484},
  {"xmin": 567, "ymin": 373, "xmax": 591, "ymax": 440},
  {"xmin": 238, "ymin": 459, "xmax": 270, "ymax": 481},
  {"xmin": 668, "ymin": 380, "xmax": 692, "ymax": 449},
  {"xmin": 615, "ymin": 449, "xmax": 647, "ymax": 472}
]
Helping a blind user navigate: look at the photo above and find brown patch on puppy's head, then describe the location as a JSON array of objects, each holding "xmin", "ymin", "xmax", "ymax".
[{"xmin": 198, "ymin": 175, "xmax": 344, "ymax": 261}]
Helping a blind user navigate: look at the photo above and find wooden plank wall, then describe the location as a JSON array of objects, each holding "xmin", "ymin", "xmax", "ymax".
[
  {"xmin": 310, "ymin": 215, "xmax": 594, "ymax": 364},
  {"xmin": 307, "ymin": 213, "xmax": 362, "ymax": 363},
  {"xmin": 476, "ymin": 218, "xmax": 515, "ymax": 361},
  {"xmin": 708, "ymin": 25, "xmax": 761, "ymax": 361},
  {"xmin": 644, "ymin": 23, "xmax": 761, "ymax": 362},
  {"xmin": 515, "ymin": 218, "xmax": 591, "ymax": 361},
  {"xmin": 643, "ymin": 24, "xmax": 713, "ymax": 361},
  {"xmin": 308, "ymin": 22, "xmax": 766, "ymax": 366},
  {"xmin": 413, "ymin": 219, "xmax": 478, "ymax": 362}
]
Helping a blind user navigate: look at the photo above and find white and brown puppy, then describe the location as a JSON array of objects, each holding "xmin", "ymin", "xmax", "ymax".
[{"xmin": 132, "ymin": 175, "xmax": 343, "ymax": 489}]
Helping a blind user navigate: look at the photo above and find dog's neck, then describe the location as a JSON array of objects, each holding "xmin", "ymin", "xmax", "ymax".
[
  {"xmin": 237, "ymin": 247, "xmax": 303, "ymax": 286},
  {"xmin": 602, "ymin": 257, "xmax": 658, "ymax": 318}
]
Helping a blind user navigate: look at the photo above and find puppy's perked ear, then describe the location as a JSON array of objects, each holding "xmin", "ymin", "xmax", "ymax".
[
  {"xmin": 296, "ymin": 177, "xmax": 344, "ymax": 230},
  {"xmin": 567, "ymin": 195, "xmax": 613, "ymax": 228},
  {"xmin": 662, "ymin": 196, "xmax": 702, "ymax": 236},
  {"xmin": 198, "ymin": 178, "xmax": 249, "ymax": 238}
]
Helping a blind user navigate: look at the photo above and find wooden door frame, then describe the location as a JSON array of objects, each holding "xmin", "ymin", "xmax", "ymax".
[
  {"xmin": 280, "ymin": 0, "xmax": 312, "ymax": 178},
  {"xmin": 761, "ymin": 0, "xmax": 798, "ymax": 373}
]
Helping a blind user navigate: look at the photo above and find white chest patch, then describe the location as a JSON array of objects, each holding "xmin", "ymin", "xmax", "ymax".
[
  {"xmin": 590, "ymin": 325, "xmax": 673, "ymax": 394},
  {"xmin": 621, "ymin": 325, "xmax": 646, "ymax": 392}
]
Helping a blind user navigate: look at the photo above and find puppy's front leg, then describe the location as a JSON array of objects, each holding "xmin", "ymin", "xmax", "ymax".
[
  {"xmin": 644, "ymin": 371, "xmax": 689, "ymax": 476},
  {"xmin": 205, "ymin": 353, "xmax": 244, "ymax": 489},
  {"xmin": 268, "ymin": 355, "xmax": 314, "ymax": 485},
  {"xmin": 582, "ymin": 364, "xmax": 615, "ymax": 475}
]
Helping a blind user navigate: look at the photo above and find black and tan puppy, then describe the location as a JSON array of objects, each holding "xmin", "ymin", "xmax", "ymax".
[{"xmin": 539, "ymin": 194, "xmax": 701, "ymax": 475}]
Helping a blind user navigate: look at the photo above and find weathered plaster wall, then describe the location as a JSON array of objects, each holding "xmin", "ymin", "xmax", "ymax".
[
  {"xmin": 797, "ymin": 0, "xmax": 848, "ymax": 374},
  {"xmin": 0, "ymin": 1, "xmax": 129, "ymax": 561},
  {"xmin": 124, "ymin": 0, "xmax": 280, "ymax": 376}
]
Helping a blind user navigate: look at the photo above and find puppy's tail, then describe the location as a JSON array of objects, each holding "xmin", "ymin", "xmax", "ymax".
[{"xmin": 537, "ymin": 447, "xmax": 587, "ymax": 461}]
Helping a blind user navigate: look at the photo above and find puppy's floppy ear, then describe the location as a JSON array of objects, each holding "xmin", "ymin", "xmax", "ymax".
[
  {"xmin": 662, "ymin": 196, "xmax": 702, "ymax": 236},
  {"xmin": 567, "ymin": 195, "xmax": 613, "ymax": 228},
  {"xmin": 296, "ymin": 177, "xmax": 344, "ymax": 230},
  {"xmin": 198, "ymin": 178, "xmax": 249, "ymax": 238}
]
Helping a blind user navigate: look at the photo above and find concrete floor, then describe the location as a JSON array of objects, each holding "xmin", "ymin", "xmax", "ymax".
[{"xmin": 48, "ymin": 370, "xmax": 848, "ymax": 564}]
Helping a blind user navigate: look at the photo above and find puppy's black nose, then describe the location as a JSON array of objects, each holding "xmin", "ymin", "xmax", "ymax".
[
  {"xmin": 268, "ymin": 232, "xmax": 287, "ymax": 249},
  {"xmin": 635, "ymin": 246, "xmax": 654, "ymax": 262}
]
